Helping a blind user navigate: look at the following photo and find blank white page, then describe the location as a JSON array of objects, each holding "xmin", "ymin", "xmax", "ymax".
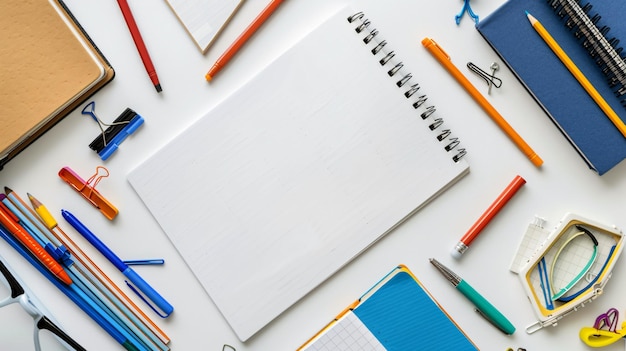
[
  {"xmin": 165, "ymin": 0, "xmax": 243, "ymax": 53},
  {"xmin": 128, "ymin": 7, "xmax": 469, "ymax": 341}
]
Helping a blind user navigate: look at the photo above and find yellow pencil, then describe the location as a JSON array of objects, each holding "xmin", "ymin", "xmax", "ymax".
[{"xmin": 526, "ymin": 11, "xmax": 626, "ymax": 138}]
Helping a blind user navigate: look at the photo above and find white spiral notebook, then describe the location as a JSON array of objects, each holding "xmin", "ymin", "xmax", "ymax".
[{"xmin": 128, "ymin": 7, "xmax": 470, "ymax": 341}]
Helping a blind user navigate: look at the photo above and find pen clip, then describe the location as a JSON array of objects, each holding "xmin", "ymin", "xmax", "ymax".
[
  {"xmin": 422, "ymin": 38, "xmax": 450, "ymax": 60},
  {"xmin": 123, "ymin": 259, "xmax": 165, "ymax": 266},
  {"xmin": 474, "ymin": 308, "xmax": 511, "ymax": 335},
  {"xmin": 45, "ymin": 244, "xmax": 73, "ymax": 267},
  {"xmin": 125, "ymin": 280, "xmax": 170, "ymax": 318}
]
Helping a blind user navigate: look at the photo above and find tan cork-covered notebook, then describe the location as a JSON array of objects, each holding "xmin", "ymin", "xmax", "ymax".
[{"xmin": 0, "ymin": 0, "xmax": 114, "ymax": 169}]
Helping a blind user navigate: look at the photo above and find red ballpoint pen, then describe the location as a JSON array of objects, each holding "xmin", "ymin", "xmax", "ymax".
[{"xmin": 116, "ymin": 0, "xmax": 162, "ymax": 92}]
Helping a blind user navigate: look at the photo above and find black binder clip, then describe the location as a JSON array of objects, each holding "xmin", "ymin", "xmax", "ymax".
[{"xmin": 81, "ymin": 101, "xmax": 144, "ymax": 161}]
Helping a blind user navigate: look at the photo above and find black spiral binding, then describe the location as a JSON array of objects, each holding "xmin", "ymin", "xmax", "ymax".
[
  {"xmin": 548, "ymin": 0, "xmax": 626, "ymax": 108},
  {"xmin": 347, "ymin": 12, "xmax": 466, "ymax": 163}
]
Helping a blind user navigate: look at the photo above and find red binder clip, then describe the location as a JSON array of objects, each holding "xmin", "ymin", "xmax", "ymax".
[{"xmin": 58, "ymin": 166, "xmax": 119, "ymax": 220}]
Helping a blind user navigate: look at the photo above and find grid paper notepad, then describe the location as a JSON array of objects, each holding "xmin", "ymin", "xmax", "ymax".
[
  {"xmin": 128, "ymin": 7, "xmax": 469, "ymax": 341},
  {"xmin": 305, "ymin": 313, "xmax": 385, "ymax": 351}
]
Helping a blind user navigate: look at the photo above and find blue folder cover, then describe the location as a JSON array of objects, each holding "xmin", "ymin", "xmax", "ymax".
[
  {"xmin": 353, "ymin": 267, "xmax": 478, "ymax": 350},
  {"xmin": 300, "ymin": 265, "xmax": 478, "ymax": 350},
  {"xmin": 476, "ymin": 0, "xmax": 626, "ymax": 175}
]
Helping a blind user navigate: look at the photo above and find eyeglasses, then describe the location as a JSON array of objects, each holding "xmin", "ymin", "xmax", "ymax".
[{"xmin": 0, "ymin": 259, "xmax": 85, "ymax": 351}]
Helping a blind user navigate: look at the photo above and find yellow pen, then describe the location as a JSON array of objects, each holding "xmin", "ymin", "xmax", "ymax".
[
  {"xmin": 526, "ymin": 12, "xmax": 626, "ymax": 138},
  {"xmin": 422, "ymin": 37, "xmax": 543, "ymax": 168}
]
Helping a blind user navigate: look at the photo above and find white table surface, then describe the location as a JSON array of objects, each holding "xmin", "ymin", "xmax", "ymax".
[{"xmin": 2, "ymin": 0, "xmax": 626, "ymax": 350}]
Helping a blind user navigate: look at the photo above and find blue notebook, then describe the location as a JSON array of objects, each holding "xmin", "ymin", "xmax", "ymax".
[
  {"xmin": 298, "ymin": 265, "xmax": 478, "ymax": 350},
  {"xmin": 476, "ymin": 0, "xmax": 626, "ymax": 175}
]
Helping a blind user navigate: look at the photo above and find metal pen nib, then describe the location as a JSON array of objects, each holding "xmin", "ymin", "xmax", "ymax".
[
  {"xmin": 429, "ymin": 257, "xmax": 516, "ymax": 335},
  {"xmin": 429, "ymin": 258, "xmax": 461, "ymax": 286}
]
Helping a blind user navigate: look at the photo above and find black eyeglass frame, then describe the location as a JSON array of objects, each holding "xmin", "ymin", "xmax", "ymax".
[{"xmin": 0, "ymin": 260, "xmax": 85, "ymax": 351}]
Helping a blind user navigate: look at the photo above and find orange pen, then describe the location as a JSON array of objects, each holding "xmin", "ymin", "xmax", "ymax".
[
  {"xmin": 205, "ymin": 0, "xmax": 285, "ymax": 81},
  {"xmin": 451, "ymin": 175, "xmax": 526, "ymax": 258},
  {"xmin": 422, "ymin": 38, "xmax": 543, "ymax": 167},
  {"xmin": 0, "ymin": 199, "xmax": 72, "ymax": 285}
]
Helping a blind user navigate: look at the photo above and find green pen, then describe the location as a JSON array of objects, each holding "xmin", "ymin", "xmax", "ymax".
[{"xmin": 429, "ymin": 258, "xmax": 516, "ymax": 335}]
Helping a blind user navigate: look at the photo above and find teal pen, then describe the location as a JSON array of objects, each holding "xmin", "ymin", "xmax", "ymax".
[{"xmin": 429, "ymin": 258, "xmax": 516, "ymax": 335}]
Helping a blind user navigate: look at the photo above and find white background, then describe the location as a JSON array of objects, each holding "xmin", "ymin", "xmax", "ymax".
[{"xmin": 2, "ymin": 0, "xmax": 626, "ymax": 350}]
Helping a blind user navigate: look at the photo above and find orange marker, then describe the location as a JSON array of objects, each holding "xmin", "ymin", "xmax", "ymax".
[
  {"xmin": 205, "ymin": 0, "xmax": 285, "ymax": 81},
  {"xmin": 422, "ymin": 37, "xmax": 543, "ymax": 168},
  {"xmin": 0, "ymin": 199, "xmax": 72, "ymax": 285},
  {"xmin": 451, "ymin": 175, "xmax": 526, "ymax": 258}
]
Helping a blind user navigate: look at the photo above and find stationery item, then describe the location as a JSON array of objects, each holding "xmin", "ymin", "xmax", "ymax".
[
  {"xmin": 298, "ymin": 265, "xmax": 478, "ymax": 350},
  {"xmin": 551, "ymin": 0, "xmax": 626, "ymax": 107},
  {"xmin": 476, "ymin": 0, "xmax": 626, "ymax": 175},
  {"xmin": 580, "ymin": 307, "xmax": 626, "ymax": 347},
  {"xmin": 467, "ymin": 62, "xmax": 502, "ymax": 94},
  {"xmin": 0, "ymin": 196, "xmax": 149, "ymax": 351},
  {"xmin": 422, "ymin": 37, "xmax": 543, "ymax": 168},
  {"xmin": 0, "ymin": 198, "xmax": 72, "ymax": 285},
  {"xmin": 548, "ymin": 225, "xmax": 598, "ymax": 300},
  {"xmin": 467, "ymin": 62, "xmax": 502, "ymax": 95},
  {"xmin": 123, "ymin": 259, "xmax": 165, "ymax": 266},
  {"xmin": 58, "ymin": 166, "xmax": 119, "ymax": 220},
  {"xmin": 165, "ymin": 0, "xmax": 244, "ymax": 54},
  {"xmin": 129, "ymin": 7, "xmax": 470, "ymax": 341},
  {"xmin": 0, "ymin": 255, "xmax": 85, "ymax": 351},
  {"xmin": 116, "ymin": 0, "xmax": 161, "ymax": 92},
  {"xmin": 27, "ymin": 192, "xmax": 171, "ymax": 348},
  {"xmin": 510, "ymin": 213, "xmax": 624, "ymax": 333},
  {"xmin": 82, "ymin": 102, "xmax": 145, "ymax": 161},
  {"xmin": 0, "ymin": 0, "xmax": 114, "ymax": 170},
  {"xmin": 429, "ymin": 258, "xmax": 516, "ymax": 334},
  {"xmin": 205, "ymin": 0, "xmax": 284, "ymax": 81},
  {"xmin": 2, "ymin": 189, "xmax": 168, "ymax": 351},
  {"xmin": 0, "ymin": 222, "xmax": 146, "ymax": 351},
  {"xmin": 62, "ymin": 210, "xmax": 174, "ymax": 318},
  {"xmin": 526, "ymin": 12, "xmax": 626, "ymax": 138},
  {"xmin": 456, "ymin": 0, "xmax": 479, "ymax": 25},
  {"xmin": 451, "ymin": 175, "xmax": 526, "ymax": 258}
]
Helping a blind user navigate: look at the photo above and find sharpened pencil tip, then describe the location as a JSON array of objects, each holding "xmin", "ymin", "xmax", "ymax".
[
  {"xmin": 155, "ymin": 84, "xmax": 162, "ymax": 93},
  {"xmin": 4, "ymin": 186, "xmax": 12, "ymax": 195}
]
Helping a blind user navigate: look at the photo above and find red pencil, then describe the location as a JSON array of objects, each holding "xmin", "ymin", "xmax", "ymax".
[
  {"xmin": 116, "ymin": 0, "xmax": 162, "ymax": 92},
  {"xmin": 205, "ymin": 0, "xmax": 285, "ymax": 81},
  {"xmin": 451, "ymin": 175, "xmax": 526, "ymax": 258}
]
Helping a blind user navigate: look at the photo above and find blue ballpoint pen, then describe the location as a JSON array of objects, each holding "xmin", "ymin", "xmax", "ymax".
[
  {"xmin": 429, "ymin": 258, "xmax": 516, "ymax": 335},
  {"xmin": 62, "ymin": 209, "xmax": 174, "ymax": 318}
]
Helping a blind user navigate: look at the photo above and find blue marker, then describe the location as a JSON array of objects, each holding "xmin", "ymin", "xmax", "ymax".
[{"xmin": 61, "ymin": 210, "xmax": 174, "ymax": 318}]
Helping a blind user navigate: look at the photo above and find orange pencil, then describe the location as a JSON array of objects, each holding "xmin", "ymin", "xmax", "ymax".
[
  {"xmin": 0, "ymin": 199, "xmax": 72, "ymax": 285},
  {"xmin": 422, "ymin": 37, "xmax": 543, "ymax": 168},
  {"xmin": 205, "ymin": 0, "xmax": 285, "ymax": 81}
]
